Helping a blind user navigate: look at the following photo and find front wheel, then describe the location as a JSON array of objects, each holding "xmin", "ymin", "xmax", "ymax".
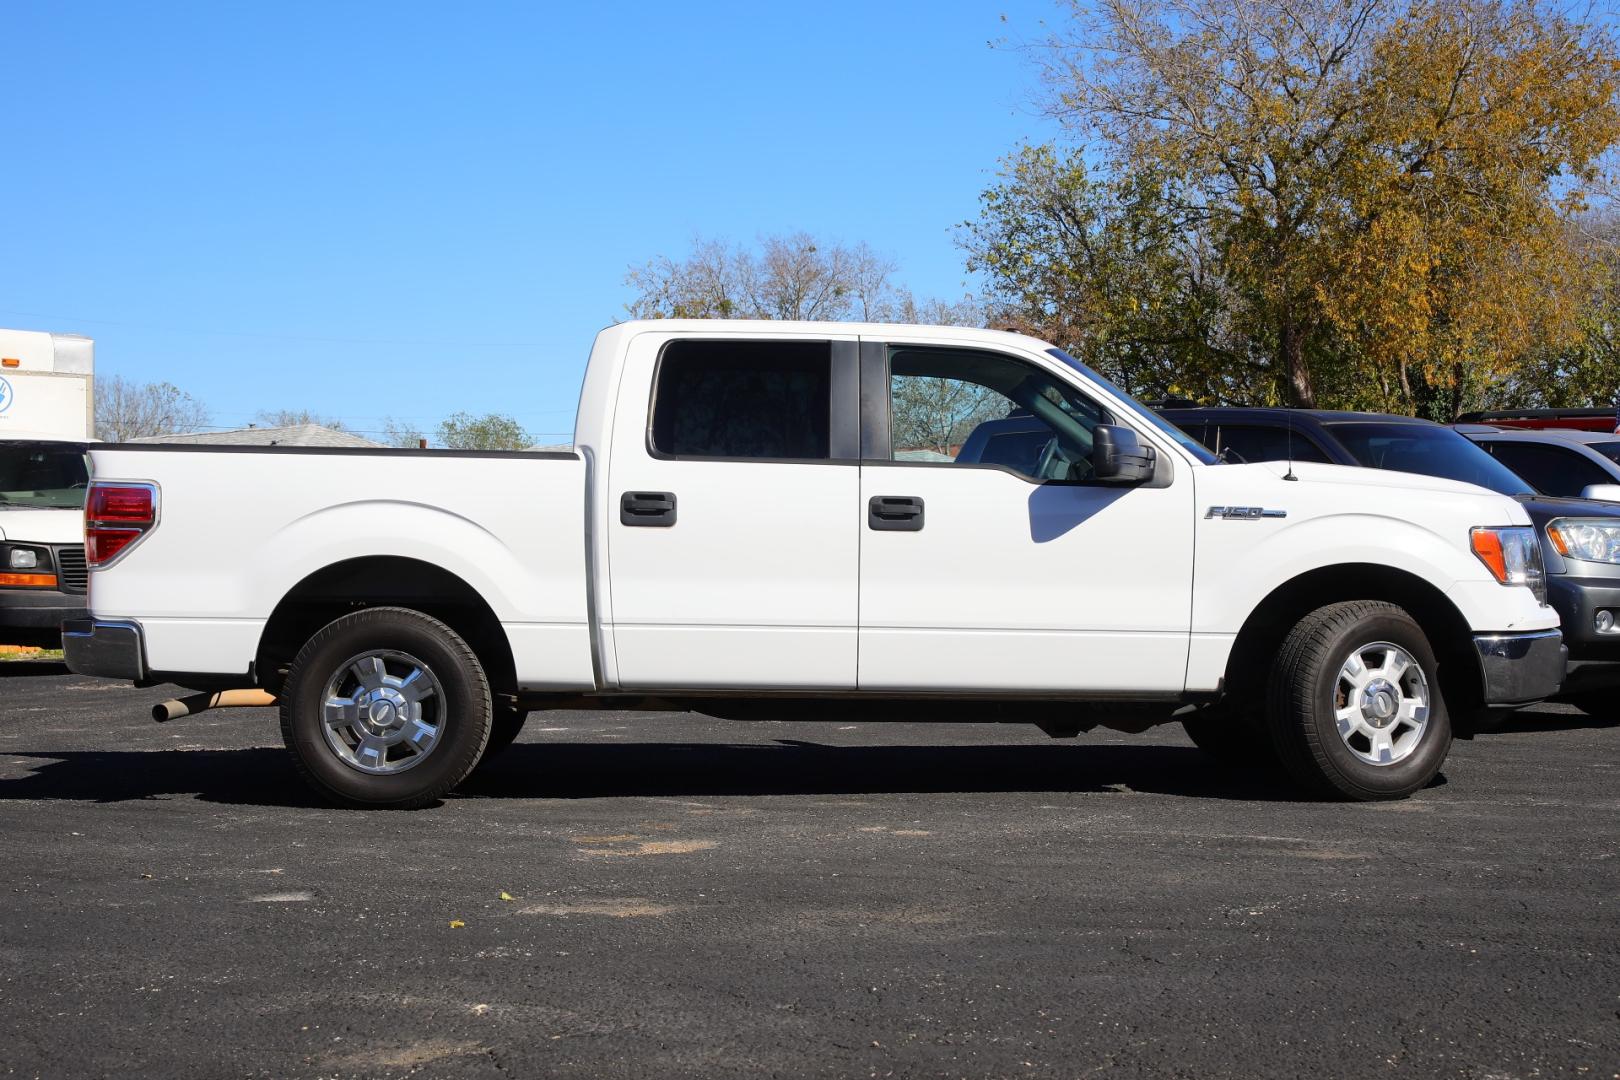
[
  {"xmin": 279, "ymin": 607, "xmax": 492, "ymax": 809},
  {"xmin": 1267, "ymin": 600, "xmax": 1451, "ymax": 800}
]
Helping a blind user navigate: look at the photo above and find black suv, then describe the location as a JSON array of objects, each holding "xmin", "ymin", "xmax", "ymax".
[{"xmin": 1160, "ymin": 408, "xmax": 1620, "ymax": 713}]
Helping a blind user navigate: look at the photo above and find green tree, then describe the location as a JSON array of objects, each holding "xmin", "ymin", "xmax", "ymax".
[
  {"xmin": 436, "ymin": 412, "xmax": 533, "ymax": 451},
  {"xmin": 1022, "ymin": 0, "xmax": 1620, "ymax": 413},
  {"xmin": 1495, "ymin": 214, "xmax": 1620, "ymax": 409},
  {"xmin": 962, "ymin": 145, "xmax": 1247, "ymax": 402}
]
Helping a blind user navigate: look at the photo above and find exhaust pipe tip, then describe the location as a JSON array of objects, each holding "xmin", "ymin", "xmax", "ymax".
[{"xmin": 152, "ymin": 689, "xmax": 276, "ymax": 723}]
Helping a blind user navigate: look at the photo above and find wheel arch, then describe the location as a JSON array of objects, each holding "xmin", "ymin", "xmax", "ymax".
[
  {"xmin": 255, "ymin": 556, "xmax": 516, "ymax": 699},
  {"xmin": 1224, "ymin": 563, "xmax": 1483, "ymax": 722}
]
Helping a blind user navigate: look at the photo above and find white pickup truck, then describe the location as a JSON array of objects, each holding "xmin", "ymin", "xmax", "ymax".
[{"xmin": 65, "ymin": 321, "xmax": 1565, "ymax": 807}]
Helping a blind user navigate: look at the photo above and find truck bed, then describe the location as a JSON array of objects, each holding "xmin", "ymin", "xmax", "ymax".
[{"xmin": 85, "ymin": 443, "xmax": 596, "ymax": 687}]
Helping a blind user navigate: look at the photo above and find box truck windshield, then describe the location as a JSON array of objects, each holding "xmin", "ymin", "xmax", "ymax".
[{"xmin": 0, "ymin": 442, "xmax": 89, "ymax": 510}]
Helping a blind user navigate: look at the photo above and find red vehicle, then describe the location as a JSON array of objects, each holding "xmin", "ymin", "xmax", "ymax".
[{"xmin": 1457, "ymin": 409, "xmax": 1620, "ymax": 433}]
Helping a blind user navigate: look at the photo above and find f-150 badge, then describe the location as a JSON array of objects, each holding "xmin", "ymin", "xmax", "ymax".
[{"xmin": 1205, "ymin": 506, "xmax": 1287, "ymax": 520}]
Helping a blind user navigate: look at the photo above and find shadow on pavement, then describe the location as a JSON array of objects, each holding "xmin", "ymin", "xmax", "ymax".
[
  {"xmin": 0, "ymin": 740, "xmax": 1318, "ymax": 807},
  {"xmin": 1488, "ymin": 710, "xmax": 1620, "ymax": 734},
  {"xmin": 0, "ymin": 661, "xmax": 70, "ymax": 678}
]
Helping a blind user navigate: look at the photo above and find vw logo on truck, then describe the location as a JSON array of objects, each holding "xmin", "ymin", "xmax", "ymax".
[{"xmin": 0, "ymin": 374, "xmax": 12, "ymax": 413}]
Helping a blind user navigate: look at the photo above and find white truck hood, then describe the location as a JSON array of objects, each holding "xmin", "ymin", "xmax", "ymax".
[{"xmin": 0, "ymin": 507, "xmax": 85, "ymax": 545}]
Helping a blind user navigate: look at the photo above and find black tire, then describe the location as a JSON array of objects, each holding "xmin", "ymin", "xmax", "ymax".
[
  {"xmin": 1266, "ymin": 600, "xmax": 1451, "ymax": 800},
  {"xmin": 1180, "ymin": 704, "xmax": 1280, "ymax": 770},
  {"xmin": 475, "ymin": 706, "xmax": 529, "ymax": 767},
  {"xmin": 279, "ymin": 607, "xmax": 492, "ymax": 809}
]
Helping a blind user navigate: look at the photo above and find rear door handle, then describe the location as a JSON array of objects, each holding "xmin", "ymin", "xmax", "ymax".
[
  {"xmin": 868, "ymin": 495, "xmax": 924, "ymax": 531},
  {"xmin": 621, "ymin": 491, "xmax": 677, "ymax": 527}
]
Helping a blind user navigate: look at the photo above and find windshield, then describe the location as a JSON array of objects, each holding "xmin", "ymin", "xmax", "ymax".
[
  {"xmin": 0, "ymin": 443, "xmax": 90, "ymax": 510},
  {"xmin": 1327, "ymin": 422, "xmax": 1531, "ymax": 496},
  {"xmin": 1046, "ymin": 349, "xmax": 1220, "ymax": 464}
]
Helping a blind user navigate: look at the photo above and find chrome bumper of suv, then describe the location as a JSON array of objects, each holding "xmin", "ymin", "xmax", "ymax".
[
  {"xmin": 1474, "ymin": 629, "xmax": 1566, "ymax": 706},
  {"xmin": 61, "ymin": 619, "xmax": 147, "ymax": 681}
]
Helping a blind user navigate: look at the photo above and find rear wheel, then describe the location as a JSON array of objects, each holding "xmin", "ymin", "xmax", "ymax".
[
  {"xmin": 1267, "ymin": 600, "xmax": 1451, "ymax": 800},
  {"xmin": 279, "ymin": 607, "xmax": 492, "ymax": 809}
]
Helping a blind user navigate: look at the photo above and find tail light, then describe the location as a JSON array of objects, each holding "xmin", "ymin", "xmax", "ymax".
[{"xmin": 86, "ymin": 481, "xmax": 159, "ymax": 568}]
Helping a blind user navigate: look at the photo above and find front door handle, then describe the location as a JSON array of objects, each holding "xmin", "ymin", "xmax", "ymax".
[
  {"xmin": 621, "ymin": 491, "xmax": 677, "ymax": 527},
  {"xmin": 869, "ymin": 495, "xmax": 924, "ymax": 532}
]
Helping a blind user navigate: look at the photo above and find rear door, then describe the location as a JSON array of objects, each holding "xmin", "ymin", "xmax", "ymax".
[
  {"xmin": 856, "ymin": 338, "xmax": 1196, "ymax": 693},
  {"xmin": 605, "ymin": 332, "xmax": 862, "ymax": 689}
]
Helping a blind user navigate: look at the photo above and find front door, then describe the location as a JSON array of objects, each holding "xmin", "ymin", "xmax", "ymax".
[
  {"xmin": 857, "ymin": 339, "xmax": 1196, "ymax": 693},
  {"xmin": 605, "ymin": 332, "xmax": 861, "ymax": 689}
]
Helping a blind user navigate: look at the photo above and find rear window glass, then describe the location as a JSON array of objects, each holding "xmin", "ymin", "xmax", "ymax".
[{"xmin": 650, "ymin": 340, "xmax": 831, "ymax": 459}]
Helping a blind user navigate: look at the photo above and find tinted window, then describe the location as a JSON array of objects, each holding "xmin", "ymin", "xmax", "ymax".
[
  {"xmin": 1478, "ymin": 441, "xmax": 1612, "ymax": 498},
  {"xmin": 1585, "ymin": 441, "xmax": 1620, "ymax": 468},
  {"xmin": 1208, "ymin": 424, "xmax": 1333, "ymax": 465},
  {"xmin": 889, "ymin": 347, "xmax": 1113, "ymax": 481},
  {"xmin": 651, "ymin": 340, "xmax": 831, "ymax": 459},
  {"xmin": 1329, "ymin": 423, "xmax": 1531, "ymax": 496}
]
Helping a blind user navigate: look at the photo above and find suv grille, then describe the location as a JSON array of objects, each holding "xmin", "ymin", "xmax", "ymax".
[{"xmin": 54, "ymin": 545, "xmax": 88, "ymax": 594}]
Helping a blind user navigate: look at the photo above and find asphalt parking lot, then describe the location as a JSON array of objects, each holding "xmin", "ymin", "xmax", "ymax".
[{"xmin": 0, "ymin": 663, "xmax": 1615, "ymax": 1079}]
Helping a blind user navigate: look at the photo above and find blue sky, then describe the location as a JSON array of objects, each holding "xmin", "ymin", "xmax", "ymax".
[{"xmin": 3, "ymin": 2, "xmax": 1060, "ymax": 442}]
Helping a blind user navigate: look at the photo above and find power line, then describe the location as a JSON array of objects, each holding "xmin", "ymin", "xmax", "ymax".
[{"xmin": 0, "ymin": 308, "xmax": 557, "ymax": 349}]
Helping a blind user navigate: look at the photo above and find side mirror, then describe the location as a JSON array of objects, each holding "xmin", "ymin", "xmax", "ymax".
[
  {"xmin": 1093, "ymin": 425, "xmax": 1156, "ymax": 483},
  {"xmin": 1580, "ymin": 483, "xmax": 1620, "ymax": 502}
]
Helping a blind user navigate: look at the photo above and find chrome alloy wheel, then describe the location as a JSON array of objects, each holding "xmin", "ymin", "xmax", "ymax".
[
  {"xmin": 1333, "ymin": 641, "xmax": 1431, "ymax": 766},
  {"xmin": 320, "ymin": 650, "xmax": 442, "ymax": 775}
]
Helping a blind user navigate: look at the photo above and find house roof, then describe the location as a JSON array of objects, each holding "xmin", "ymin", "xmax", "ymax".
[{"xmin": 129, "ymin": 423, "xmax": 384, "ymax": 448}]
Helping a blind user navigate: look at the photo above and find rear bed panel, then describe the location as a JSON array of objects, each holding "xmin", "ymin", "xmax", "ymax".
[{"xmin": 86, "ymin": 446, "xmax": 594, "ymax": 688}]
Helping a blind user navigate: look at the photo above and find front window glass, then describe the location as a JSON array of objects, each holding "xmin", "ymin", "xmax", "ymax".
[
  {"xmin": 888, "ymin": 346, "xmax": 1112, "ymax": 481},
  {"xmin": 1046, "ymin": 348, "xmax": 1220, "ymax": 464},
  {"xmin": 0, "ymin": 443, "xmax": 89, "ymax": 510},
  {"xmin": 1329, "ymin": 423, "xmax": 1531, "ymax": 496}
]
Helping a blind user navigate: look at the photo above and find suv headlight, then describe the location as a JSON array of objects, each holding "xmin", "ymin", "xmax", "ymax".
[
  {"xmin": 8, "ymin": 547, "xmax": 39, "ymax": 570},
  {"xmin": 1471, "ymin": 526, "xmax": 1547, "ymax": 604},
  {"xmin": 1546, "ymin": 519, "xmax": 1620, "ymax": 564}
]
